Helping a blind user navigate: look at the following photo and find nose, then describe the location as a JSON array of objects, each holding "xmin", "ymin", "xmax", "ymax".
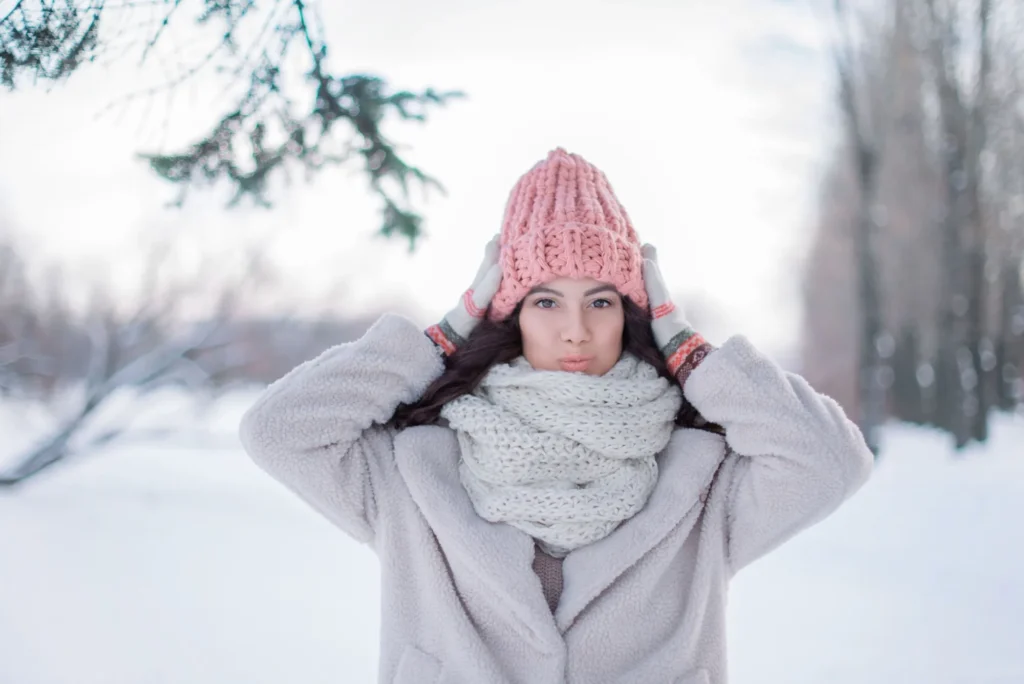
[{"xmin": 560, "ymin": 309, "xmax": 591, "ymax": 345}]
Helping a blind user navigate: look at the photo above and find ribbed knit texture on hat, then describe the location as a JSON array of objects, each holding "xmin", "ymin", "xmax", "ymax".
[{"xmin": 488, "ymin": 148, "xmax": 647, "ymax": 321}]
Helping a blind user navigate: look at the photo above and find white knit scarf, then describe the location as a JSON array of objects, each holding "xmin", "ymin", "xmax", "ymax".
[{"xmin": 440, "ymin": 353, "xmax": 683, "ymax": 558}]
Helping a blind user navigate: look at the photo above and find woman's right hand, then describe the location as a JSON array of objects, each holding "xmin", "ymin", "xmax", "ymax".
[{"xmin": 425, "ymin": 235, "xmax": 502, "ymax": 355}]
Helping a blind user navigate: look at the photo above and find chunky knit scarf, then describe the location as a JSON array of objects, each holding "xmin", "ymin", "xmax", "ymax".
[{"xmin": 440, "ymin": 353, "xmax": 682, "ymax": 558}]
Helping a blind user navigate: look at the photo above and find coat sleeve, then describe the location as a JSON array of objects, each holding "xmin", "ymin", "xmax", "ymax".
[
  {"xmin": 238, "ymin": 313, "xmax": 445, "ymax": 545},
  {"xmin": 683, "ymin": 335, "xmax": 874, "ymax": 575}
]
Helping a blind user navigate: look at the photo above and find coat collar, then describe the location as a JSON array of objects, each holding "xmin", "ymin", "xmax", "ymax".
[
  {"xmin": 393, "ymin": 425, "xmax": 726, "ymax": 645},
  {"xmin": 555, "ymin": 427, "xmax": 726, "ymax": 631}
]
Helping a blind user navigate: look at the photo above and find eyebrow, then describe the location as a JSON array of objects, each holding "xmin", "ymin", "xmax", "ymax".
[{"xmin": 528, "ymin": 284, "xmax": 619, "ymax": 297}]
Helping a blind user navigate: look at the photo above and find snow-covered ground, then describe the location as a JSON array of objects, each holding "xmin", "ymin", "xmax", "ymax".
[{"xmin": 1, "ymin": 391, "xmax": 1022, "ymax": 684}]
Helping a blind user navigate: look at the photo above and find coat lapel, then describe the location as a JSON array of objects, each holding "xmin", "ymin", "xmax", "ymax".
[
  {"xmin": 393, "ymin": 424, "xmax": 727, "ymax": 641},
  {"xmin": 393, "ymin": 426, "xmax": 563, "ymax": 652},
  {"xmin": 555, "ymin": 428, "xmax": 727, "ymax": 633}
]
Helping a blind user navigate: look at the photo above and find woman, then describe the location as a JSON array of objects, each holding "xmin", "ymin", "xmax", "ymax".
[{"xmin": 239, "ymin": 149, "xmax": 873, "ymax": 684}]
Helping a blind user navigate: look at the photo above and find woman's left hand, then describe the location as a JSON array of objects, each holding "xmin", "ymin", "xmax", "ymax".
[{"xmin": 642, "ymin": 244, "xmax": 715, "ymax": 386}]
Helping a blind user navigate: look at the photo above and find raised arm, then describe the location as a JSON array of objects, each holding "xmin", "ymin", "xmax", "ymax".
[
  {"xmin": 642, "ymin": 243, "xmax": 872, "ymax": 574},
  {"xmin": 239, "ymin": 235, "xmax": 503, "ymax": 544},
  {"xmin": 239, "ymin": 313, "xmax": 445, "ymax": 544},
  {"xmin": 683, "ymin": 336, "xmax": 872, "ymax": 574}
]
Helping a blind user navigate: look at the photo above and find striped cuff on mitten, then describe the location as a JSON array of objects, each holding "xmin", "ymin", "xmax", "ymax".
[
  {"xmin": 662, "ymin": 328, "xmax": 716, "ymax": 387},
  {"xmin": 425, "ymin": 320, "xmax": 467, "ymax": 356}
]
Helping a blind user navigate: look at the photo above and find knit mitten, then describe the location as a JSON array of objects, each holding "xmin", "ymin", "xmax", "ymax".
[
  {"xmin": 425, "ymin": 235, "xmax": 502, "ymax": 356},
  {"xmin": 642, "ymin": 244, "xmax": 716, "ymax": 387}
]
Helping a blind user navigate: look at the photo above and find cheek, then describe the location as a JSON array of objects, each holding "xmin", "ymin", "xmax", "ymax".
[
  {"xmin": 600, "ymin": 319, "xmax": 625, "ymax": 354},
  {"xmin": 518, "ymin": 311, "xmax": 538, "ymax": 343},
  {"xmin": 596, "ymin": 310, "xmax": 625, "ymax": 341},
  {"xmin": 587, "ymin": 317, "xmax": 625, "ymax": 375},
  {"xmin": 518, "ymin": 312, "xmax": 555, "ymax": 357}
]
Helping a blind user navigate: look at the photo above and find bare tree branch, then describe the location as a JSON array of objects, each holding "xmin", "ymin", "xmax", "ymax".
[{"xmin": 0, "ymin": 239, "xmax": 282, "ymax": 487}]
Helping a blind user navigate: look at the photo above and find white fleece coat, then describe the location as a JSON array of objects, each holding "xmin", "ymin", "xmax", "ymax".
[{"xmin": 239, "ymin": 314, "xmax": 873, "ymax": 684}]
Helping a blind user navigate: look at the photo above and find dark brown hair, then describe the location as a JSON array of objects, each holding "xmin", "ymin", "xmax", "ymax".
[{"xmin": 391, "ymin": 297, "xmax": 723, "ymax": 435}]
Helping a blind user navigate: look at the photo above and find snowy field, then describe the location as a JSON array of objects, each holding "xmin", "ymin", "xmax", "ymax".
[{"xmin": 1, "ymin": 389, "xmax": 1022, "ymax": 684}]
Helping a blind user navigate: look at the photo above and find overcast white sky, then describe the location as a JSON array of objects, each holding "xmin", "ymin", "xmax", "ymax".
[{"xmin": 0, "ymin": 0, "xmax": 837, "ymax": 359}]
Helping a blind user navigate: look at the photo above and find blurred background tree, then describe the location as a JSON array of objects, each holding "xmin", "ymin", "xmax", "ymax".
[
  {"xmin": 0, "ymin": 0, "xmax": 466, "ymax": 484},
  {"xmin": 804, "ymin": 0, "xmax": 1024, "ymax": 451},
  {"xmin": 0, "ymin": 0, "xmax": 461, "ymax": 247}
]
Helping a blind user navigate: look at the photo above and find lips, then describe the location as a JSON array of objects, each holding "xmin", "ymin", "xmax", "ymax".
[{"xmin": 558, "ymin": 356, "xmax": 594, "ymax": 372}]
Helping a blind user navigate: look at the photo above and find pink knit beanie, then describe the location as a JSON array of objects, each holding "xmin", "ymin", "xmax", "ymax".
[{"xmin": 488, "ymin": 148, "xmax": 647, "ymax": 321}]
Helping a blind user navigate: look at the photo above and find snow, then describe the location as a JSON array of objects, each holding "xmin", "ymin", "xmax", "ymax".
[{"xmin": 1, "ymin": 391, "xmax": 1022, "ymax": 684}]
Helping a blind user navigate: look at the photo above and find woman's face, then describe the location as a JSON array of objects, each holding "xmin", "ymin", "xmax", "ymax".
[{"xmin": 518, "ymin": 277, "xmax": 625, "ymax": 376}]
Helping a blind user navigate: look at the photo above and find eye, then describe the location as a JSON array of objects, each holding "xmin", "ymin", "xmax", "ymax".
[
  {"xmin": 591, "ymin": 298, "xmax": 615, "ymax": 308},
  {"xmin": 534, "ymin": 298, "xmax": 557, "ymax": 309}
]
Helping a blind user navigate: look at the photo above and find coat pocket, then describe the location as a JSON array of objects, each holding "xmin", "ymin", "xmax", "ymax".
[
  {"xmin": 674, "ymin": 669, "xmax": 710, "ymax": 684},
  {"xmin": 392, "ymin": 645, "xmax": 443, "ymax": 684}
]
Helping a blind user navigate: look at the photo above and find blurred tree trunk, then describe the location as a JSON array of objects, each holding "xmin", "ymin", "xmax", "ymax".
[
  {"xmin": 995, "ymin": 260, "xmax": 1023, "ymax": 408},
  {"xmin": 892, "ymin": 325, "xmax": 928, "ymax": 424},
  {"xmin": 968, "ymin": 0, "xmax": 994, "ymax": 442},
  {"xmin": 925, "ymin": 0, "xmax": 992, "ymax": 447},
  {"xmin": 987, "ymin": 0, "xmax": 1024, "ymax": 414},
  {"xmin": 831, "ymin": 0, "xmax": 895, "ymax": 455},
  {"xmin": 852, "ymin": 150, "xmax": 886, "ymax": 457}
]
